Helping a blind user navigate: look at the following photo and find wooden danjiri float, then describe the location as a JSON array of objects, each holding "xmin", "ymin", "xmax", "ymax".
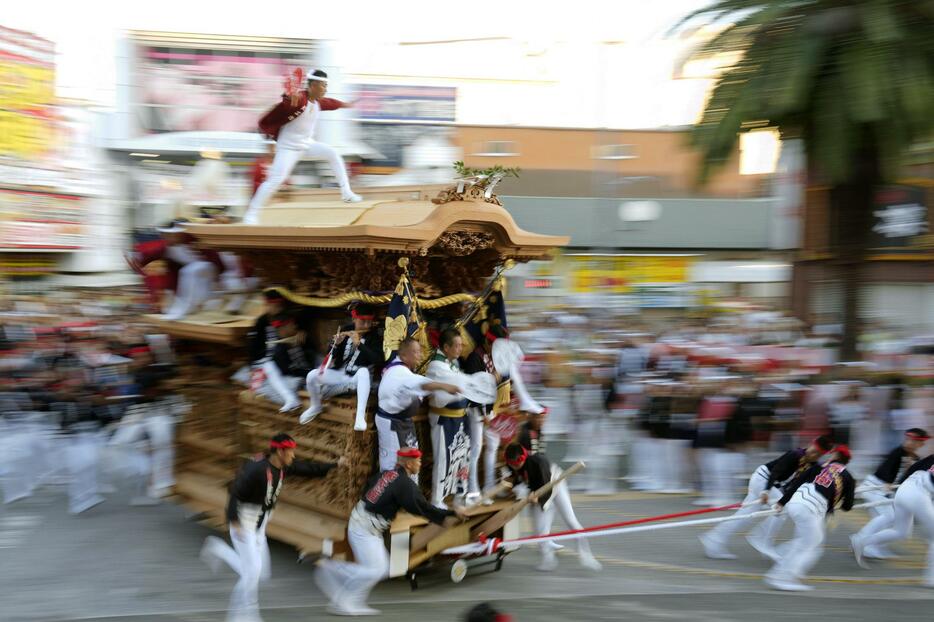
[{"xmin": 147, "ymin": 178, "xmax": 567, "ymax": 587}]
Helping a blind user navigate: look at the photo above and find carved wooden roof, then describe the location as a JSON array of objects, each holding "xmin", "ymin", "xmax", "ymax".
[{"xmin": 185, "ymin": 192, "xmax": 568, "ymax": 261}]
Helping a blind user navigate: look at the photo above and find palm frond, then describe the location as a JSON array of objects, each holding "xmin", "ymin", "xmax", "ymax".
[{"xmin": 859, "ymin": 0, "xmax": 904, "ymax": 42}]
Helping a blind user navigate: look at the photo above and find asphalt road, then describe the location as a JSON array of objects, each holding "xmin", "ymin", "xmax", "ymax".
[{"xmin": 2, "ymin": 471, "xmax": 931, "ymax": 622}]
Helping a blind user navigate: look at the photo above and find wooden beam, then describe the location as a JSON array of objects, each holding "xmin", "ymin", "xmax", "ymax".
[{"xmin": 471, "ymin": 462, "xmax": 584, "ymax": 539}]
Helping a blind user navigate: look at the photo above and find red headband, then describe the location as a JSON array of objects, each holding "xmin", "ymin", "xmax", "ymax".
[
  {"xmin": 485, "ymin": 331, "xmax": 498, "ymax": 343},
  {"xmin": 128, "ymin": 346, "xmax": 150, "ymax": 356},
  {"xmin": 270, "ymin": 439, "xmax": 297, "ymax": 449},
  {"xmin": 351, "ymin": 309, "xmax": 375, "ymax": 321},
  {"xmin": 397, "ymin": 448, "xmax": 422, "ymax": 458},
  {"xmin": 833, "ymin": 444, "xmax": 852, "ymax": 461},
  {"xmin": 505, "ymin": 446, "xmax": 528, "ymax": 469},
  {"xmin": 906, "ymin": 431, "xmax": 931, "ymax": 441}
]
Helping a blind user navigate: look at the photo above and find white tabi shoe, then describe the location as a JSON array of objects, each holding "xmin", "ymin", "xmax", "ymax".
[
  {"xmin": 199, "ymin": 537, "xmax": 224, "ymax": 575},
  {"xmin": 300, "ymin": 405, "xmax": 323, "ymax": 424},
  {"xmin": 536, "ymin": 552, "xmax": 559, "ymax": 572},
  {"xmin": 279, "ymin": 400, "xmax": 302, "ymax": 413},
  {"xmin": 327, "ymin": 601, "xmax": 377, "ymax": 616},
  {"xmin": 353, "ymin": 414, "xmax": 367, "ymax": 432},
  {"xmin": 764, "ymin": 575, "xmax": 813, "ymax": 591},
  {"xmin": 313, "ymin": 563, "xmax": 344, "ymax": 606},
  {"xmin": 342, "ymin": 192, "xmax": 363, "ymax": 203},
  {"xmin": 699, "ymin": 533, "xmax": 736, "ymax": 560},
  {"xmin": 580, "ymin": 554, "xmax": 603, "ymax": 571},
  {"xmin": 850, "ymin": 534, "xmax": 869, "ymax": 569}
]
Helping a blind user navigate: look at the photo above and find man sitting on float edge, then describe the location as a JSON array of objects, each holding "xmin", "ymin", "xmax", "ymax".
[{"xmin": 301, "ymin": 303, "xmax": 384, "ymax": 431}]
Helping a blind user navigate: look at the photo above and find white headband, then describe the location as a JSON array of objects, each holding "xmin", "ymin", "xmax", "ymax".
[{"xmin": 306, "ymin": 70, "xmax": 328, "ymax": 83}]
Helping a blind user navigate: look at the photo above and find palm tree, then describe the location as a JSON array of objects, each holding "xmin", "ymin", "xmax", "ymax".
[{"xmin": 678, "ymin": 0, "xmax": 934, "ymax": 358}]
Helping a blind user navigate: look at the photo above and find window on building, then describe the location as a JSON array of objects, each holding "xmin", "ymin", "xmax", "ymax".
[
  {"xmin": 472, "ymin": 141, "xmax": 519, "ymax": 157},
  {"xmin": 592, "ymin": 144, "xmax": 636, "ymax": 160}
]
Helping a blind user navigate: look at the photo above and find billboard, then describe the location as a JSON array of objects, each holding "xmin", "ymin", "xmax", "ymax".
[
  {"xmin": 129, "ymin": 32, "xmax": 316, "ymax": 134},
  {"xmin": 0, "ymin": 188, "xmax": 84, "ymax": 250},
  {"xmin": 0, "ymin": 25, "xmax": 56, "ymax": 161},
  {"xmin": 570, "ymin": 255, "xmax": 692, "ymax": 293},
  {"xmin": 356, "ymin": 85, "xmax": 456, "ymax": 170},
  {"xmin": 869, "ymin": 185, "xmax": 930, "ymax": 253},
  {"xmin": 355, "ymin": 85, "xmax": 456, "ymax": 123}
]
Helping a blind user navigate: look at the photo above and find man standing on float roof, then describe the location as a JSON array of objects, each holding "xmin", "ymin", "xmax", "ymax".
[{"xmin": 242, "ymin": 69, "xmax": 362, "ymax": 225}]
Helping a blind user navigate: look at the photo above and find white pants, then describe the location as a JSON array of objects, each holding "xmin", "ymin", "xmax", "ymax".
[
  {"xmin": 259, "ymin": 362, "xmax": 301, "ymax": 409},
  {"xmin": 627, "ymin": 429, "xmax": 654, "ymax": 490},
  {"xmin": 317, "ymin": 520, "xmax": 389, "ymax": 608},
  {"xmin": 244, "ymin": 143, "xmax": 353, "ymax": 223},
  {"xmin": 706, "ymin": 465, "xmax": 780, "ymax": 545},
  {"xmin": 768, "ymin": 486, "xmax": 826, "ymax": 581},
  {"xmin": 660, "ymin": 438, "xmax": 691, "ymax": 492},
  {"xmin": 214, "ymin": 517, "xmax": 270, "ymax": 621},
  {"xmin": 531, "ymin": 480, "xmax": 594, "ymax": 562},
  {"xmin": 220, "ymin": 271, "xmax": 260, "ymax": 314},
  {"xmin": 862, "ymin": 473, "xmax": 934, "ymax": 586},
  {"xmin": 66, "ymin": 430, "xmax": 105, "ymax": 514},
  {"xmin": 306, "ymin": 367, "xmax": 370, "ymax": 425},
  {"xmin": 483, "ymin": 422, "xmax": 502, "ymax": 492},
  {"xmin": 854, "ymin": 475, "xmax": 895, "ymax": 545},
  {"xmin": 698, "ymin": 448, "xmax": 742, "ymax": 505},
  {"xmin": 509, "ymin": 364, "xmax": 541, "ymax": 413},
  {"xmin": 109, "ymin": 410, "xmax": 176, "ymax": 494},
  {"xmin": 165, "ymin": 261, "xmax": 217, "ymax": 320},
  {"xmin": 467, "ymin": 407, "xmax": 484, "ymax": 495},
  {"xmin": 1, "ymin": 417, "xmax": 52, "ymax": 503},
  {"xmin": 375, "ymin": 415, "xmax": 418, "ymax": 482}
]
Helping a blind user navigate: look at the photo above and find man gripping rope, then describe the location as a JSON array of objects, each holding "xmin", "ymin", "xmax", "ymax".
[
  {"xmin": 852, "ymin": 452, "xmax": 934, "ymax": 587},
  {"xmin": 699, "ymin": 435, "xmax": 833, "ymax": 560},
  {"xmin": 503, "ymin": 443, "xmax": 602, "ymax": 572},
  {"xmin": 851, "ymin": 428, "xmax": 929, "ymax": 559},
  {"xmin": 765, "ymin": 445, "xmax": 855, "ymax": 591}
]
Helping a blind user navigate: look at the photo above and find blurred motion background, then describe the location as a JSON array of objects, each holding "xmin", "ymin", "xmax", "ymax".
[
  {"xmin": 0, "ymin": 1, "xmax": 932, "ymax": 618},
  {"xmin": 1, "ymin": 1, "xmax": 931, "ymax": 343}
]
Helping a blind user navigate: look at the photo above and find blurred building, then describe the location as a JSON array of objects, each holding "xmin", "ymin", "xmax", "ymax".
[
  {"xmin": 0, "ymin": 26, "xmax": 121, "ymax": 292},
  {"xmin": 336, "ymin": 30, "xmax": 793, "ymax": 315},
  {"xmin": 102, "ymin": 31, "xmax": 377, "ymax": 225},
  {"xmin": 443, "ymin": 125, "xmax": 792, "ymax": 313},
  {"xmin": 794, "ymin": 149, "xmax": 934, "ymax": 335}
]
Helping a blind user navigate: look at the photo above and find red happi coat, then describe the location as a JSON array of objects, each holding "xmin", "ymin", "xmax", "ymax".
[
  {"xmin": 126, "ymin": 236, "xmax": 223, "ymax": 306},
  {"xmin": 257, "ymin": 92, "xmax": 348, "ymax": 141}
]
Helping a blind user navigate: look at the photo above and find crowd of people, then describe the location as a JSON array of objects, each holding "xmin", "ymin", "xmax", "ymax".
[
  {"xmin": 0, "ymin": 301, "xmax": 183, "ymax": 513},
  {"xmin": 3, "ymin": 293, "xmax": 933, "ymax": 619}
]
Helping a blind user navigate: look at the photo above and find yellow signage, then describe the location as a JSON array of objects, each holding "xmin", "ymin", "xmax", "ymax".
[
  {"xmin": 570, "ymin": 256, "xmax": 691, "ymax": 293},
  {"xmin": 0, "ymin": 62, "xmax": 54, "ymax": 109},
  {"xmin": 0, "ymin": 60, "xmax": 55, "ymax": 159}
]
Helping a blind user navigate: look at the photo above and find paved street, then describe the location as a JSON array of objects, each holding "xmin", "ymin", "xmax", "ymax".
[{"xmin": 2, "ymin": 474, "xmax": 931, "ymax": 622}]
